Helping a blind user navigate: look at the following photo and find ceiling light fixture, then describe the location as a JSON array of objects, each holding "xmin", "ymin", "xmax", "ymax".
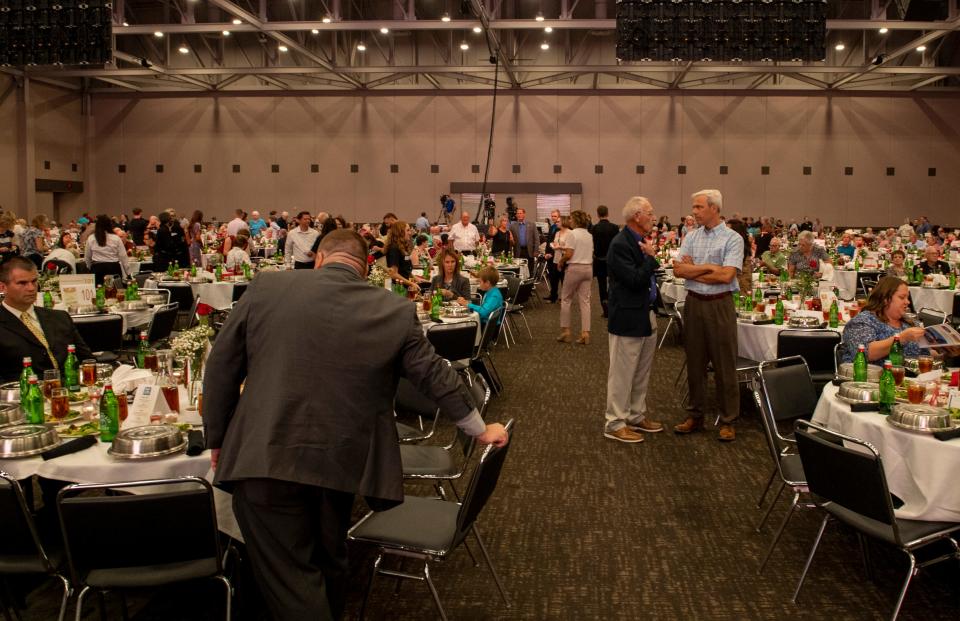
[
  {"xmin": 472, "ymin": 26, "xmax": 482, "ymax": 33},
  {"xmin": 122, "ymin": 21, "xmax": 129, "ymax": 27},
  {"xmin": 311, "ymin": 28, "xmax": 319, "ymax": 34},
  {"xmin": 278, "ymin": 45, "xmax": 289, "ymax": 53},
  {"xmin": 178, "ymin": 44, "xmax": 189, "ymax": 54},
  {"xmin": 441, "ymin": 13, "xmax": 451, "ymax": 22},
  {"xmin": 540, "ymin": 42, "xmax": 550, "ymax": 50},
  {"xmin": 879, "ymin": 27, "xmax": 888, "ymax": 34},
  {"xmin": 153, "ymin": 31, "xmax": 164, "ymax": 38},
  {"xmin": 357, "ymin": 42, "xmax": 366, "ymax": 52},
  {"xmin": 544, "ymin": 26, "xmax": 553, "ymax": 33},
  {"xmin": 460, "ymin": 41, "xmax": 469, "ymax": 50},
  {"xmin": 232, "ymin": 19, "xmax": 242, "ymax": 25},
  {"xmin": 222, "ymin": 30, "xmax": 231, "ymax": 36},
  {"xmin": 916, "ymin": 45, "xmax": 927, "ymax": 52},
  {"xmin": 834, "ymin": 43, "xmax": 845, "ymax": 51},
  {"xmin": 322, "ymin": 15, "xmax": 332, "ymax": 24},
  {"xmin": 535, "ymin": 12, "xmax": 545, "ymax": 22},
  {"xmin": 380, "ymin": 27, "xmax": 389, "ymax": 34}
]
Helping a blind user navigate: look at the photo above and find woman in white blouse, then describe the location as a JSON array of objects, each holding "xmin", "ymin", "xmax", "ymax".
[
  {"xmin": 557, "ymin": 210, "xmax": 594, "ymax": 345},
  {"xmin": 225, "ymin": 230, "xmax": 252, "ymax": 271},
  {"xmin": 84, "ymin": 214, "xmax": 130, "ymax": 284}
]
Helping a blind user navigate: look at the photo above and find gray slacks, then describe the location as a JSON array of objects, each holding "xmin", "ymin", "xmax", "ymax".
[
  {"xmin": 605, "ymin": 311, "xmax": 658, "ymax": 431},
  {"xmin": 682, "ymin": 293, "xmax": 740, "ymax": 424}
]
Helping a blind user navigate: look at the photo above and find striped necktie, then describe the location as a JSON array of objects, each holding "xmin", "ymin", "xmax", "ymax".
[{"xmin": 20, "ymin": 311, "xmax": 58, "ymax": 370}]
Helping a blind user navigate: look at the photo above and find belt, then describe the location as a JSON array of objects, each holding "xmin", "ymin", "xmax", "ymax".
[{"xmin": 686, "ymin": 290, "xmax": 732, "ymax": 301}]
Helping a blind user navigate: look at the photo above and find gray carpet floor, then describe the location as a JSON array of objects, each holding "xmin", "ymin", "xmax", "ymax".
[{"xmin": 16, "ymin": 281, "xmax": 960, "ymax": 620}]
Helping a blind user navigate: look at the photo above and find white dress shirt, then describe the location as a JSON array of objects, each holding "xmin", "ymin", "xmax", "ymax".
[
  {"xmin": 565, "ymin": 228, "xmax": 594, "ymax": 265},
  {"xmin": 226, "ymin": 218, "xmax": 249, "ymax": 237},
  {"xmin": 449, "ymin": 222, "xmax": 480, "ymax": 253},
  {"xmin": 284, "ymin": 228, "xmax": 320, "ymax": 263},
  {"xmin": 225, "ymin": 248, "xmax": 251, "ymax": 270},
  {"xmin": 84, "ymin": 233, "xmax": 130, "ymax": 277}
]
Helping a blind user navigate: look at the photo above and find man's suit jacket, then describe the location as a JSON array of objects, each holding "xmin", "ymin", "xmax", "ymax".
[
  {"xmin": 203, "ymin": 264, "xmax": 477, "ymax": 507},
  {"xmin": 591, "ymin": 219, "xmax": 620, "ymax": 263},
  {"xmin": 508, "ymin": 220, "xmax": 540, "ymax": 257},
  {"xmin": 606, "ymin": 228, "xmax": 660, "ymax": 338},
  {"xmin": 0, "ymin": 306, "xmax": 93, "ymax": 382}
]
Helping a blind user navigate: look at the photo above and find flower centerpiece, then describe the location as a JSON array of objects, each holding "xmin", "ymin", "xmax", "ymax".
[
  {"xmin": 171, "ymin": 324, "xmax": 214, "ymax": 397},
  {"xmin": 367, "ymin": 262, "xmax": 388, "ymax": 288},
  {"xmin": 795, "ymin": 260, "xmax": 819, "ymax": 299}
]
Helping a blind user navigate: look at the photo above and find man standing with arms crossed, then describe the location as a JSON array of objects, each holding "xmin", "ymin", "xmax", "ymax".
[
  {"xmin": 603, "ymin": 197, "xmax": 664, "ymax": 443},
  {"xmin": 672, "ymin": 189, "xmax": 744, "ymax": 442}
]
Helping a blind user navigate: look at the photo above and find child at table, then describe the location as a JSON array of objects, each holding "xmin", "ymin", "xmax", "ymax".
[{"xmin": 457, "ymin": 265, "xmax": 503, "ymax": 325}]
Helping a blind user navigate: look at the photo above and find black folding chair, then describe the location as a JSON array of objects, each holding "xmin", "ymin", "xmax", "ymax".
[
  {"xmin": 395, "ymin": 378, "xmax": 441, "ymax": 444},
  {"xmin": 0, "ymin": 473, "xmax": 70, "ymax": 621},
  {"xmin": 916, "ymin": 306, "xmax": 946, "ymax": 327},
  {"xmin": 43, "ymin": 259, "xmax": 73, "ymax": 275},
  {"xmin": 71, "ymin": 314, "xmax": 123, "ymax": 363},
  {"xmin": 776, "ymin": 330, "xmax": 843, "ymax": 393},
  {"xmin": 349, "ymin": 420, "xmax": 514, "ymax": 621},
  {"xmin": 505, "ymin": 279, "xmax": 535, "ymax": 340},
  {"xmin": 426, "ymin": 321, "xmax": 479, "ymax": 373},
  {"xmin": 792, "ymin": 421, "xmax": 960, "ymax": 620},
  {"xmin": 147, "ymin": 302, "xmax": 179, "ymax": 345},
  {"xmin": 57, "ymin": 477, "xmax": 232, "ymax": 621},
  {"xmin": 500, "ymin": 275, "xmax": 521, "ymax": 347},
  {"xmin": 231, "ymin": 282, "xmax": 248, "ymax": 303}
]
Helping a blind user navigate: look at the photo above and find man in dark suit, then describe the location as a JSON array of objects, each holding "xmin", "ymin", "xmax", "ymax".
[
  {"xmin": 0, "ymin": 257, "xmax": 92, "ymax": 383},
  {"xmin": 508, "ymin": 206, "xmax": 540, "ymax": 262},
  {"xmin": 544, "ymin": 210, "xmax": 562, "ymax": 302},
  {"xmin": 203, "ymin": 230, "xmax": 508, "ymax": 620},
  {"xmin": 590, "ymin": 205, "xmax": 620, "ymax": 318},
  {"xmin": 603, "ymin": 197, "xmax": 664, "ymax": 444}
]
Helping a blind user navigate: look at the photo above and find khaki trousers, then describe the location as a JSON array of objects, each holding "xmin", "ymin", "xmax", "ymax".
[
  {"xmin": 560, "ymin": 263, "xmax": 592, "ymax": 332},
  {"xmin": 605, "ymin": 312, "xmax": 658, "ymax": 432}
]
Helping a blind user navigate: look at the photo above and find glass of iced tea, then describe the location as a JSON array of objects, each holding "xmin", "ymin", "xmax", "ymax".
[
  {"xmin": 42, "ymin": 369, "xmax": 61, "ymax": 399},
  {"xmin": 917, "ymin": 355, "xmax": 934, "ymax": 374},
  {"xmin": 50, "ymin": 388, "xmax": 70, "ymax": 420},
  {"xmin": 116, "ymin": 392, "xmax": 128, "ymax": 423},
  {"xmin": 161, "ymin": 383, "xmax": 180, "ymax": 414},
  {"xmin": 143, "ymin": 352, "xmax": 159, "ymax": 372},
  {"xmin": 891, "ymin": 366, "xmax": 905, "ymax": 386},
  {"xmin": 80, "ymin": 360, "xmax": 97, "ymax": 387},
  {"xmin": 906, "ymin": 380, "xmax": 926, "ymax": 404}
]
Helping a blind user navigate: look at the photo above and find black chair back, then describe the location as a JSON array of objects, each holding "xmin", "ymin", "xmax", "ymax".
[
  {"xmin": 758, "ymin": 357, "xmax": 819, "ymax": 424},
  {"xmin": 58, "ymin": 478, "xmax": 222, "ymax": 584},
  {"xmin": 917, "ymin": 307, "xmax": 946, "ymax": 327},
  {"xmin": 158, "ymin": 283, "xmax": 195, "ymax": 312},
  {"xmin": 134, "ymin": 272, "xmax": 153, "ymax": 288},
  {"xmin": 43, "ymin": 259, "xmax": 73, "ymax": 275},
  {"xmin": 0, "ymin": 473, "xmax": 54, "ymax": 568},
  {"xmin": 794, "ymin": 421, "xmax": 896, "ymax": 529},
  {"xmin": 136, "ymin": 262, "xmax": 155, "ymax": 274},
  {"xmin": 511, "ymin": 280, "xmax": 535, "ymax": 306},
  {"xmin": 776, "ymin": 330, "xmax": 842, "ymax": 380},
  {"xmin": 478, "ymin": 307, "xmax": 505, "ymax": 354},
  {"xmin": 395, "ymin": 378, "xmax": 439, "ymax": 418},
  {"xmin": 72, "ymin": 314, "xmax": 124, "ymax": 353},
  {"xmin": 503, "ymin": 275, "xmax": 520, "ymax": 302},
  {"xmin": 147, "ymin": 303, "xmax": 179, "ymax": 344},
  {"xmin": 952, "ymin": 293, "xmax": 960, "ymax": 320},
  {"xmin": 231, "ymin": 282, "xmax": 248, "ymax": 303},
  {"xmin": 455, "ymin": 419, "xmax": 514, "ymax": 546},
  {"xmin": 427, "ymin": 321, "xmax": 477, "ymax": 362}
]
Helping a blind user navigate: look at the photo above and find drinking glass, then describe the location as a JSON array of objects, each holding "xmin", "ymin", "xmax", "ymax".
[
  {"xmin": 917, "ymin": 355, "xmax": 934, "ymax": 374},
  {"xmin": 890, "ymin": 366, "xmax": 905, "ymax": 387},
  {"xmin": 143, "ymin": 351, "xmax": 159, "ymax": 372},
  {"xmin": 80, "ymin": 360, "xmax": 97, "ymax": 387},
  {"xmin": 50, "ymin": 388, "xmax": 70, "ymax": 420},
  {"xmin": 42, "ymin": 369, "xmax": 61, "ymax": 400},
  {"xmin": 96, "ymin": 363, "xmax": 113, "ymax": 385},
  {"xmin": 906, "ymin": 380, "xmax": 926, "ymax": 404},
  {"xmin": 116, "ymin": 392, "xmax": 128, "ymax": 423}
]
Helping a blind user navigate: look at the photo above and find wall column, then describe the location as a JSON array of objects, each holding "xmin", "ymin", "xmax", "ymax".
[{"xmin": 16, "ymin": 77, "xmax": 36, "ymax": 219}]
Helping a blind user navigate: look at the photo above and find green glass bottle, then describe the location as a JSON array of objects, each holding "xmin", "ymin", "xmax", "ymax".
[
  {"xmin": 190, "ymin": 265, "xmax": 198, "ymax": 277},
  {"xmin": 950, "ymin": 271, "xmax": 956, "ymax": 290},
  {"xmin": 23, "ymin": 376, "xmax": 44, "ymax": 425},
  {"xmin": 431, "ymin": 290, "xmax": 442, "ymax": 320},
  {"xmin": 774, "ymin": 298, "xmax": 785, "ymax": 325},
  {"xmin": 136, "ymin": 331, "xmax": 150, "ymax": 369},
  {"xmin": 95, "ymin": 285, "xmax": 106, "ymax": 310},
  {"xmin": 879, "ymin": 360, "xmax": 896, "ymax": 415},
  {"xmin": 828, "ymin": 300, "xmax": 839, "ymax": 329},
  {"xmin": 215, "ymin": 264, "xmax": 223, "ymax": 281},
  {"xmin": 64, "ymin": 344, "xmax": 79, "ymax": 392},
  {"xmin": 43, "ymin": 291, "xmax": 53, "ymax": 309},
  {"xmin": 99, "ymin": 384, "xmax": 119, "ymax": 443},
  {"xmin": 889, "ymin": 335, "xmax": 904, "ymax": 367},
  {"xmin": 19, "ymin": 357, "xmax": 33, "ymax": 399},
  {"xmin": 853, "ymin": 344, "xmax": 868, "ymax": 382},
  {"xmin": 779, "ymin": 269, "xmax": 788, "ymax": 283}
]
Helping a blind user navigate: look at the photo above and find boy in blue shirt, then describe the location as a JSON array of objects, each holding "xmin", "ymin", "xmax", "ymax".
[{"xmin": 457, "ymin": 265, "xmax": 503, "ymax": 324}]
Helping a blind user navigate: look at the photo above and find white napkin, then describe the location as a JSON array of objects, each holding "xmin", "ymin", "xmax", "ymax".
[{"xmin": 111, "ymin": 364, "xmax": 154, "ymax": 394}]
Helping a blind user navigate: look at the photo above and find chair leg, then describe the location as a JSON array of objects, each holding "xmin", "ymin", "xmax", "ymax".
[
  {"xmin": 472, "ymin": 525, "xmax": 511, "ymax": 608},
  {"xmin": 359, "ymin": 553, "xmax": 382, "ymax": 621},
  {"xmin": 857, "ymin": 533, "xmax": 875, "ymax": 582},
  {"xmin": 758, "ymin": 491, "xmax": 800, "ymax": 574},
  {"xmin": 55, "ymin": 575, "xmax": 70, "ymax": 621},
  {"xmin": 657, "ymin": 318, "xmax": 675, "ymax": 350},
  {"xmin": 422, "ymin": 563, "xmax": 448, "ymax": 621},
  {"xmin": 756, "ymin": 482, "xmax": 785, "ymax": 533},
  {"xmin": 461, "ymin": 539, "xmax": 480, "ymax": 568},
  {"xmin": 97, "ymin": 591, "xmax": 107, "ymax": 621},
  {"xmin": 520, "ymin": 312, "xmax": 532, "ymax": 338},
  {"xmin": 213, "ymin": 575, "xmax": 232, "ymax": 621},
  {"xmin": 74, "ymin": 586, "xmax": 91, "ymax": 621},
  {"xmin": 756, "ymin": 468, "xmax": 778, "ymax": 508},
  {"xmin": 889, "ymin": 551, "xmax": 918, "ymax": 621},
  {"xmin": 792, "ymin": 514, "xmax": 830, "ymax": 603}
]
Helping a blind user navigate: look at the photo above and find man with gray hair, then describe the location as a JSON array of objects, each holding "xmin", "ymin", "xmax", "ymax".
[
  {"xmin": 672, "ymin": 189, "xmax": 744, "ymax": 442},
  {"xmin": 603, "ymin": 197, "xmax": 664, "ymax": 443}
]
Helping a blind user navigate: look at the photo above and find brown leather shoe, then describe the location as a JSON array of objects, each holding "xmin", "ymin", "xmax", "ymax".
[
  {"xmin": 628, "ymin": 419, "xmax": 664, "ymax": 433},
  {"xmin": 673, "ymin": 417, "xmax": 704, "ymax": 434},
  {"xmin": 718, "ymin": 424, "xmax": 736, "ymax": 442},
  {"xmin": 604, "ymin": 427, "xmax": 644, "ymax": 443}
]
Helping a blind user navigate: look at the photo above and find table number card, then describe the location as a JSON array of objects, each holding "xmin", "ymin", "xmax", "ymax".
[
  {"xmin": 59, "ymin": 274, "xmax": 96, "ymax": 307},
  {"xmin": 126, "ymin": 384, "xmax": 172, "ymax": 428}
]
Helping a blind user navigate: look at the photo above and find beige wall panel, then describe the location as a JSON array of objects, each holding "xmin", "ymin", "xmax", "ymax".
[
  {"xmin": 557, "ymin": 96, "xmax": 599, "ymax": 206},
  {"xmin": 268, "ymin": 97, "xmax": 315, "ymax": 214},
  {"xmin": 394, "ymin": 95, "xmax": 440, "ymax": 221},
  {"xmin": 840, "ymin": 98, "xmax": 894, "ymax": 225},
  {"xmin": 0, "ymin": 75, "xmax": 20, "ymax": 212},
  {"xmin": 484, "ymin": 94, "xmax": 519, "ymax": 182},
  {"xmin": 597, "ymin": 97, "xmax": 643, "ymax": 215},
  {"xmin": 32, "ymin": 83, "xmax": 84, "ymax": 183},
  {"xmin": 704, "ymin": 97, "xmax": 758, "ymax": 218},
  {"xmin": 680, "ymin": 96, "xmax": 725, "ymax": 215},
  {"xmin": 517, "ymin": 95, "xmax": 558, "ymax": 180},
  {"xmin": 220, "ymin": 97, "xmax": 278, "ymax": 217},
  {"xmin": 354, "ymin": 97, "xmax": 396, "ymax": 222},
  {"xmin": 637, "ymin": 96, "xmax": 684, "ymax": 219},
  {"xmin": 307, "ymin": 97, "xmax": 354, "ymax": 220},
  {"xmin": 804, "ymin": 97, "xmax": 851, "ymax": 224},
  {"xmin": 152, "ymin": 98, "xmax": 214, "ymax": 215},
  {"xmin": 764, "ymin": 97, "xmax": 816, "ymax": 221},
  {"xmin": 907, "ymin": 98, "xmax": 960, "ymax": 223},
  {"xmin": 434, "ymin": 95, "xmax": 479, "ymax": 186}
]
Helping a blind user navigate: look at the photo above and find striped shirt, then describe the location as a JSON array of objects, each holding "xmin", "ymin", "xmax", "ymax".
[{"xmin": 678, "ymin": 222, "xmax": 744, "ymax": 295}]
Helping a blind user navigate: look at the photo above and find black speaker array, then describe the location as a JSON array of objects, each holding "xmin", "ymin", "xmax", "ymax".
[
  {"xmin": 0, "ymin": 0, "xmax": 113, "ymax": 67},
  {"xmin": 616, "ymin": 0, "xmax": 827, "ymax": 63}
]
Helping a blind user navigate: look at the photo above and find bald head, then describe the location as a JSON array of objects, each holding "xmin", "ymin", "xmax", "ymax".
[{"xmin": 316, "ymin": 229, "xmax": 369, "ymax": 276}]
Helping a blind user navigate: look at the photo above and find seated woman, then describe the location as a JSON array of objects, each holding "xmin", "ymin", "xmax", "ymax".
[
  {"xmin": 225, "ymin": 230, "xmax": 252, "ymax": 271},
  {"xmin": 431, "ymin": 248, "xmax": 471, "ymax": 301},
  {"xmin": 840, "ymin": 276, "xmax": 927, "ymax": 363},
  {"xmin": 409, "ymin": 234, "xmax": 431, "ymax": 268},
  {"xmin": 787, "ymin": 231, "xmax": 831, "ymax": 278},
  {"xmin": 885, "ymin": 249, "xmax": 908, "ymax": 279},
  {"xmin": 457, "ymin": 265, "xmax": 503, "ymax": 324}
]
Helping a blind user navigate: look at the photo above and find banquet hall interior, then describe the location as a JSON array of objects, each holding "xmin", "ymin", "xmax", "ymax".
[{"xmin": 2, "ymin": 0, "xmax": 960, "ymax": 619}]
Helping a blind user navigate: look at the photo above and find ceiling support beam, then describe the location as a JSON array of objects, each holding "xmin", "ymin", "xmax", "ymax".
[
  {"xmin": 207, "ymin": 0, "xmax": 363, "ymax": 88},
  {"xmin": 256, "ymin": 74, "xmax": 289, "ymax": 89},
  {"xmin": 365, "ymin": 73, "xmax": 409, "ymax": 88},
  {"xmin": 468, "ymin": 0, "xmax": 520, "ymax": 88},
  {"xmin": 602, "ymin": 72, "xmax": 670, "ymax": 88},
  {"xmin": 114, "ymin": 50, "xmax": 214, "ymax": 90},
  {"xmin": 909, "ymin": 74, "xmax": 949, "ymax": 89},
  {"xmin": 95, "ymin": 77, "xmax": 142, "ymax": 91},
  {"xmin": 786, "ymin": 73, "xmax": 829, "ymax": 89},
  {"xmin": 521, "ymin": 72, "xmax": 581, "ymax": 87},
  {"xmin": 670, "ymin": 61, "xmax": 694, "ymax": 88}
]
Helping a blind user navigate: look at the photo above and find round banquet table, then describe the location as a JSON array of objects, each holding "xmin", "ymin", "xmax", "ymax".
[
  {"xmin": 145, "ymin": 276, "xmax": 238, "ymax": 311},
  {"xmin": 737, "ymin": 321, "xmax": 843, "ymax": 362},
  {"xmin": 811, "ymin": 383, "xmax": 960, "ymax": 522},
  {"xmin": 57, "ymin": 303, "xmax": 157, "ymax": 333},
  {"xmin": 909, "ymin": 285, "xmax": 956, "ymax": 316}
]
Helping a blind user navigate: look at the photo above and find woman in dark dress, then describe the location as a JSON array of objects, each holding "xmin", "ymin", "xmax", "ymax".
[
  {"xmin": 154, "ymin": 212, "xmax": 190, "ymax": 271},
  {"xmin": 384, "ymin": 221, "xmax": 426, "ymax": 293},
  {"xmin": 488, "ymin": 215, "xmax": 514, "ymax": 256}
]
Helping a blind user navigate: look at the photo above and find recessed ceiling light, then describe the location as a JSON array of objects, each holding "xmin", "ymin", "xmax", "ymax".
[
  {"xmin": 535, "ymin": 13, "xmax": 545, "ymax": 22},
  {"xmin": 834, "ymin": 43, "xmax": 845, "ymax": 51},
  {"xmin": 232, "ymin": 19, "xmax": 242, "ymax": 25},
  {"xmin": 154, "ymin": 31, "xmax": 164, "ymax": 38},
  {"xmin": 540, "ymin": 42, "xmax": 550, "ymax": 50},
  {"xmin": 544, "ymin": 26, "xmax": 553, "ymax": 33},
  {"xmin": 917, "ymin": 45, "xmax": 927, "ymax": 52},
  {"xmin": 178, "ymin": 45, "xmax": 189, "ymax": 54},
  {"xmin": 441, "ymin": 13, "xmax": 451, "ymax": 22},
  {"xmin": 380, "ymin": 27, "xmax": 389, "ymax": 34},
  {"xmin": 879, "ymin": 27, "xmax": 888, "ymax": 34},
  {"xmin": 472, "ymin": 26, "xmax": 482, "ymax": 33},
  {"xmin": 357, "ymin": 42, "xmax": 366, "ymax": 52},
  {"xmin": 322, "ymin": 15, "xmax": 332, "ymax": 24},
  {"xmin": 122, "ymin": 21, "xmax": 129, "ymax": 27},
  {"xmin": 278, "ymin": 45, "xmax": 289, "ymax": 52},
  {"xmin": 311, "ymin": 28, "xmax": 319, "ymax": 34},
  {"xmin": 460, "ymin": 42, "xmax": 469, "ymax": 50},
  {"xmin": 222, "ymin": 30, "xmax": 231, "ymax": 36}
]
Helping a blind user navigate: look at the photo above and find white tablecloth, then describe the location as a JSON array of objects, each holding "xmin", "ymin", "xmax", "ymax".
[
  {"xmin": 145, "ymin": 278, "xmax": 239, "ymax": 311},
  {"xmin": 812, "ymin": 383, "xmax": 960, "ymax": 522},
  {"xmin": 661, "ymin": 282, "xmax": 686, "ymax": 303},
  {"xmin": 737, "ymin": 314, "xmax": 843, "ymax": 362},
  {"xmin": 909, "ymin": 286, "xmax": 956, "ymax": 316},
  {"xmin": 422, "ymin": 313, "xmax": 482, "ymax": 346},
  {"xmin": 59, "ymin": 304, "xmax": 157, "ymax": 333}
]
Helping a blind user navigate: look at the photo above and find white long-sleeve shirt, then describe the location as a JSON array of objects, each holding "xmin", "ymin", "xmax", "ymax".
[
  {"xmin": 84, "ymin": 233, "xmax": 130, "ymax": 277},
  {"xmin": 284, "ymin": 228, "xmax": 320, "ymax": 263}
]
